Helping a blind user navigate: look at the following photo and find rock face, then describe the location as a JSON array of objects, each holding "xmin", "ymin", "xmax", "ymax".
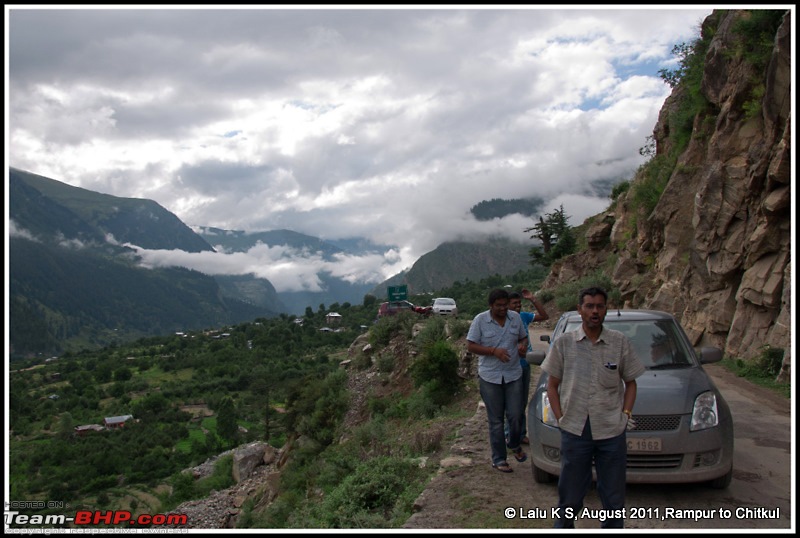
[
  {"xmin": 542, "ymin": 10, "xmax": 791, "ymax": 378},
  {"xmin": 167, "ymin": 442, "xmax": 283, "ymax": 529}
]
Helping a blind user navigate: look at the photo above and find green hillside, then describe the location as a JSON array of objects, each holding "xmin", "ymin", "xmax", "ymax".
[{"xmin": 8, "ymin": 168, "xmax": 280, "ymax": 358}]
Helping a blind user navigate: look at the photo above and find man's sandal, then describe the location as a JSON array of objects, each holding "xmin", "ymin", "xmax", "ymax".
[
  {"xmin": 513, "ymin": 448, "xmax": 528, "ymax": 463},
  {"xmin": 492, "ymin": 461, "xmax": 513, "ymax": 473}
]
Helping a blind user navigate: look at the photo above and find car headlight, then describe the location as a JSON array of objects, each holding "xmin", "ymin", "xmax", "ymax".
[
  {"xmin": 691, "ymin": 391, "xmax": 719, "ymax": 431},
  {"xmin": 540, "ymin": 392, "xmax": 559, "ymax": 426}
]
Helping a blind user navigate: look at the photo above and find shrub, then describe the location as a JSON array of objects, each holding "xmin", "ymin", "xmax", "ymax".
[
  {"xmin": 306, "ymin": 456, "xmax": 425, "ymax": 528},
  {"xmin": 536, "ymin": 289, "xmax": 555, "ymax": 304},
  {"xmin": 414, "ymin": 316, "xmax": 447, "ymax": 350},
  {"xmin": 553, "ymin": 272, "xmax": 618, "ymax": 312},
  {"xmin": 408, "ymin": 423, "xmax": 447, "ymax": 455},
  {"xmin": 611, "ymin": 180, "xmax": 631, "ymax": 201},
  {"xmin": 409, "ymin": 340, "xmax": 460, "ymax": 406},
  {"xmin": 447, "ymin": 319, "xmax": 472, "ymax": 340},
  {"xmin": 375, "ymin": 353, "xmax": 394, "ymax": 373},
  {"xmin": 631, "ymin": 153, "xmax": 678, "ymax": 218},
  {"xmin": 369, "ymin": 312, "xmax": 417, "ymax": 348},
  {"xmin": 404, "ymin": 389, "xmax": 440, "ymax": 420},
  {"xmin": 350, "ymin": 416, "xmax": 390, "ymax": 458},
  {"xmin": 284, "ymin": 370, "xmax": 349, "ymax": 447},
  {"xmin": 736, "ymin": 345, "xmax": 785, "ymax": 378}
]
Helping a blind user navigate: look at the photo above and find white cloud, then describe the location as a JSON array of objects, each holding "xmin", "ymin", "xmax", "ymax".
[
  {"xmin": 7, "ymin": 220, "xmax": 39, "ymax": 242},
  {"xmin": 126, "ymin": 240, "xmax": 408, "ymax": 293},
  {"xmin": 7, "ymin": 6, "xmax": 714, "ymax": 289}
]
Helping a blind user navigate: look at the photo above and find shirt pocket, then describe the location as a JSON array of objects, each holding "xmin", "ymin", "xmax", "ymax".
[
  {"xmin": 482, "ymin": 329, "xmax": 500, "ymax": 342},
  {"xmin": 597, "ymin": 365, "xmax": 620, "ymax": 388}
]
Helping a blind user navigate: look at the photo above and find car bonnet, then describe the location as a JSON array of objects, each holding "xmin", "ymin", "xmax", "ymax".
[{"xmin": 631, "ymin": 366, "xmax": 722, "ymax": 416}]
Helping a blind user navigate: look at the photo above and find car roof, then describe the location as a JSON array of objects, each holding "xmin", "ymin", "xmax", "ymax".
[{"xmin": 559, "ymin": 309, "xmax": 678, "ymax": 322}]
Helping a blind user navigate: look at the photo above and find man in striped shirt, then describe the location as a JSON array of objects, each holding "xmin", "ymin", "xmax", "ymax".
[{"xmin": 541, "ymin": 286, "xmax": 645, "ymax": 528}]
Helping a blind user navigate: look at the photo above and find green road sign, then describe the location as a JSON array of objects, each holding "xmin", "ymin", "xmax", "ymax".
[{"xmin": 388, "ymin": 285, "xmax": 408, "ymax": 301}]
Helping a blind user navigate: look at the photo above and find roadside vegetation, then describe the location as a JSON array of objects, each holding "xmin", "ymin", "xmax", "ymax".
[
  {"xmin": 720, "ymin": 346, "xmax": 789, "ymax": 399},
  {"xmin": 8, "ymin": 265, "xmax": 550, "ymax": 527}
]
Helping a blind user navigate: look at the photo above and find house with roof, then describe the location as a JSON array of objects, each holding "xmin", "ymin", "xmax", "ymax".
[
  {"xmin": 103, "ymin": 414, "xmax": 134, "ymax": 429},
  {"xmin": 325, "ymin": 312, "xmax": 342, "ymax": 325},
  {"xmin": 74, "ymin": 424, "xmax": 105, "ymax": 436}
]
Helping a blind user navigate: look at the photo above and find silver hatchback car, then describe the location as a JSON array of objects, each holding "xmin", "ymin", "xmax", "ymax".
[{"xmin": 527, "ymin": 309, "xmax": 734, "ymax": 488}]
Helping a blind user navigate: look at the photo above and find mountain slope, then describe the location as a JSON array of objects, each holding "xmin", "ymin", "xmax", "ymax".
[
  {"xmin": 11, "ymin": 168, "xmax": 215, "ymax": 252},
  {"xmin": 371, "ymin": 238, "xmax": 534, "ymax": 298},
  {"xmin": 8, "ymin": 168, "xmax": 280, "ymax": 357},
  {"xmin": 538, "ymin": 9, "xmax": 791, "ymax": 368}
]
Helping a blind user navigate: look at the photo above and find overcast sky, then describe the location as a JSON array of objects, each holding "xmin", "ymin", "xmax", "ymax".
[{"xmin": 6, "ymin": 5, "xmax": 716, "ymax": 292}]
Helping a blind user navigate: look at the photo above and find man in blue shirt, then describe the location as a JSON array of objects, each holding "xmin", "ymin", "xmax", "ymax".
[
  {"xmin": 467, "ymin": 289, "xmax": 530, "ymax": 473},
  {"xmin": 506, "ymin": 289, "xmax": 549, "ymax": 445}
]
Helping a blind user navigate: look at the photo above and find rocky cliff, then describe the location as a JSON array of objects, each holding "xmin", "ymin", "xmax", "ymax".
[{"xmin": 541, "ymin": 10, "xmax": 792, "ymax": 380}]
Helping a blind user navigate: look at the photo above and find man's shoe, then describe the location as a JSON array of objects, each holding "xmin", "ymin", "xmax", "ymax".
[{"xmin": 492, "ymin": 461, "xmax": 513, "ymax": 473}]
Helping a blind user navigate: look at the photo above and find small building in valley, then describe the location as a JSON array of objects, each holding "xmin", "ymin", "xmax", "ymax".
[{"xmin": 103, "ymin": 414, "xmax": 134, "ymax": 429}]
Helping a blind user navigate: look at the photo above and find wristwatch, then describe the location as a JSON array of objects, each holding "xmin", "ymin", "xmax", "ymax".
[{"xmin": 623, "ymin": 409, "xmax": 632, "ymax": 418}]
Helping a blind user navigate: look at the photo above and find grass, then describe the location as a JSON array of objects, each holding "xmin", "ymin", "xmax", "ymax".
[
  {"xmin": 719, "ymin": 357, "xmax": 790, "ymax": 399},
  {"xmin": 175, "ymin": 427, "xmax": 207, "ymax": 454}
]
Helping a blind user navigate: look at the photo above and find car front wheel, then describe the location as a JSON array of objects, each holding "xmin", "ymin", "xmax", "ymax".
[{"xmin": 707, "ymin": 464, "xmax": 733, "ymax": 489}]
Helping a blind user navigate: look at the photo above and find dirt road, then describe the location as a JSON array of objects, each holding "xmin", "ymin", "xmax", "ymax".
[{"xmin": 403, "ymin": 329, "xmax": 793, "ymax": 531}]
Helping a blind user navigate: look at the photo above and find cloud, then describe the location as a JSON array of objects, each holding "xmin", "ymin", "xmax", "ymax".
[
  {"xmin": 7, "ymin": 220, "xmax": 39, "ymax": 242},
  {"xmin": 7, "ymin": 6, "xmax": 713, "ymax": 287},
  {"xmin": 127, "ymin": 240, "xmax": 406, "ymax": 293}
]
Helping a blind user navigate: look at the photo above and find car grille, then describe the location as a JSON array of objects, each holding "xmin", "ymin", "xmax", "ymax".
[
  {"xmin": 627, "ymin": 454, "xmax": 684, "ymax": 469},
  {"xmin": 631, "ymin": 414, "xmax": 681, "ymax": 432},
  {"xmin": 626, "ymin": 414, "xmax": 684, "ymax": 470}
]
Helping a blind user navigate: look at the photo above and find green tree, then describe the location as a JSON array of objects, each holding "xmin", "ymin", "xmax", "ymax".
[
  {"xmin": 113, "ymin": 366, "xmax": 133, "ymax": 382},
  {"xmin": 216, "ymin": 396, "xmax": 239, "ymax": 447},
  {"xmin": 525, "ymin": 205, "xmax": 575, "ymax": 266},
  {"xmin": 58, "ymin": 412, "xmax": 74, "ymax": 440}
]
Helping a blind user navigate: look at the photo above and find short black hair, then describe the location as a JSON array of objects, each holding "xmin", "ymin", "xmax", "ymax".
[
  {"xmin": 508, "ymin": 291, "xmax": 522, "ymax": 300},
  {"xmin": 488, "ymin": 288, "xmax": 509, "ymax": 305},
  {"xmin": 578, "ymin": 286, "xmax": 608, "ymax": 306}
]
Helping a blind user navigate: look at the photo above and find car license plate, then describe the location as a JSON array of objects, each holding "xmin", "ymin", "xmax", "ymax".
[{"xmin": 627, "ymin": 438, "xmax": 662, "ymax": 452}]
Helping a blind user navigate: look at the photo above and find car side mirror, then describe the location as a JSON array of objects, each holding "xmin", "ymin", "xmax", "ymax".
[
  {"xmin": 697, "ymin": 347, "xmax": 723, "ymax": 364},
  {"xmin": 526, "ymin": 350, "xmax": 546, "ymax": 366}
]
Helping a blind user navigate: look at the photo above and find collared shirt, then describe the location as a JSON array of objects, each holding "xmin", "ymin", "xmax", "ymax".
[
  {"xmin": 541, "ymin": 325, "xmax": 645, "ymax": 439},
  {"xmin": 467, "ymin": 309, "xmax": 527, "ymax": 384}
]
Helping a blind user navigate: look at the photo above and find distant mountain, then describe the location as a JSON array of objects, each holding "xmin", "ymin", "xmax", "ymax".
[
  {"xmin": 470, "ymin": 197, "xmax": 545, "ymax": 221},
  {"xmin": 8, "ymin": 168, "xmax": 282, "ymax": 358},
  {"xmin": 370, "ymin": 238, "xmax": 533, "ymax": 299},
  {"xmin": 9, "ymin": 168, "xmax": 543, "ymax": 355},
  {"xmin": 196, "ymin": 227, "xmax": 342, "ymax": 259},
  {"xmin": 11, "ymin": 168, "xmax": 215, "ymax": 253}
]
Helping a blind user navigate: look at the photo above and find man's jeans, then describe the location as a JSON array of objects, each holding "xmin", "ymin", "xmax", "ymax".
[
  {"xmin": 480, "ymin": 376, "xmax": 524, "ymax": 465},
  {"xmin": 504, "ymin": 361, "xmax": 531, "ymax": 440},
  {"xmin": 555, "ymin": 417, "xmax": 627, "ymax": 528}
]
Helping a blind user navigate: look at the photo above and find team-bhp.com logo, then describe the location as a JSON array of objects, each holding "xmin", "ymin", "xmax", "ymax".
[{"xmin": 5, "ymin": 508, "xmax": 188, "ymax": 528}]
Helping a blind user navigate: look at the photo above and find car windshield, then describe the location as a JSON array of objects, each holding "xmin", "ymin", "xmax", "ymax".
[
  {"xmin": 435, "ymin": 299, "xmax": 455, "ymax": 305},
  {"xmin": 562, "ymin": 319, "xmax": 695, "ymax": 369}
]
